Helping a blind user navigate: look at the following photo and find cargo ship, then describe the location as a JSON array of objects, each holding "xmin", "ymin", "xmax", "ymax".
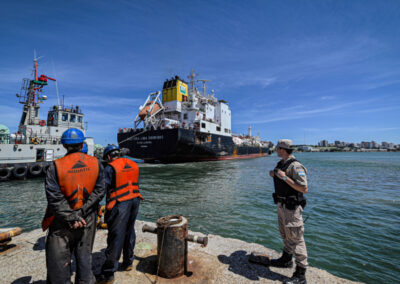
[
  {"xmin": 0, "ymin": 56, "xmax": 94, "ymax": 181},
  {"xmin": 118, "ymin": 71, "xmax": 273, "ymax": 163}
]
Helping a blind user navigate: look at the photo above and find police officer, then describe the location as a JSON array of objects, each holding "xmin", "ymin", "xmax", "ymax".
[
  {"xmin": 96, "ymin": 145, "xmax": 142, "ymax": 284},
  {"xmin": 42, "ymin": 128, "xmax": 105, "ymax": 284},
  {"xmin": 269, "ymin": 139, "xmax": 308, "ymax": 284}
]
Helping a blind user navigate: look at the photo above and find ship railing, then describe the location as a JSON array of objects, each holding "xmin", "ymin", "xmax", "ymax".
[{"xmin": 28, "ymin": 135, "xmax": 61, "ymax": 145}]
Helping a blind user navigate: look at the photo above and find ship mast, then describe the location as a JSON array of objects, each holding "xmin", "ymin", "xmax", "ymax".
[
  {"xmin": 16, "ymin": 52, "xmax": 51, "ymax": 128},
  {"xmin": 187, "ymin": 69, "xmax": 198, "ymax": 92}
]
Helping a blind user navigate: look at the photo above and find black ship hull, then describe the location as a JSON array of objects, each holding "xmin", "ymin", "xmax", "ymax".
[{"xmin": 118, "ymin": 128, "xmax": 271, "ymax": 163}]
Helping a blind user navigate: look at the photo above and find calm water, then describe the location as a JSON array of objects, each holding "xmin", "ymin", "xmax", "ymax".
[{"xmin": 1, "ymin": 152, "xmax": 399, "ymax": 283}]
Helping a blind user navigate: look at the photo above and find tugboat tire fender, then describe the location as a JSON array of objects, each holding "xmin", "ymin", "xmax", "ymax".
[
  {"xmin": 29, "ymin": 163, "xmax": 43, "ymax": 176},
  {"xmin": 0, "ymin": 168, "xmax": 12, "ymax": 181},
  {"xmin": 13, "ymin": 166, "xmax": 27, "ymax": 179}
]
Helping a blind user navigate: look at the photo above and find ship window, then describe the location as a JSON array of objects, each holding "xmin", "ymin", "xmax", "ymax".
[
  {"xmin": 216, "ymin": 126, "xmax": 221, "ymax": 132},
  {"xmin": 62, "ymin": 113, "xmax": 68, "ymax": 121},
  {"xmin": 201, "ymin": 123, "xmax": 206, "ymax": 128},
  {"xmin": 78, "ymin": 116, "xmax": 83, "ymax": 122},
  {"xmin": 225, "ymin": 128, "xmax": 228, "ymax": 133},
  {"xmin": 70, "ymin": 114, "xmax": 76, "ymax": 122},
  {"xmin": 183, "ymin": 114, "xmax": 188, "ymax": 119}
]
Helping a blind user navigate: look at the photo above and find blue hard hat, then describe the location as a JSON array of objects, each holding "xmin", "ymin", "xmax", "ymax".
[
  {"xmin": 103, "ymin": 144, "xmax": 120, "ymax": 158},
  {"xmin": 61, "ymin": 128, "xmax": 85, "ymax": 145},
  {"xmin": 81, "ymin": 143, "xmax": 88, "ymax": 154}
]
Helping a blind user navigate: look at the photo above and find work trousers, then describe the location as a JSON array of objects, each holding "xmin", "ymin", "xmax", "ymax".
[
  {"xmin": 46, "ymin": 211, "xmax": 97, "ymax": 284},
  {"xmin": 277, "ymin": 202, "xmax": 308, "ymax": 268},
  {"xmin": 101, "ymin": 197, "xmax": 140, "ymax": 276}
]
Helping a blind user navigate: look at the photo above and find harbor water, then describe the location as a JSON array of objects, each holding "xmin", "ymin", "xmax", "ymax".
[{"xmin": 1, "ymin": 152, "xmax": 399, "ymax": 284}]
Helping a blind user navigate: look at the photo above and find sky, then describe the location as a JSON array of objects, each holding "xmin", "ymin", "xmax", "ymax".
[{"xmin": 0, "ymin": 0, "xmax": 399, "ymax": 145}]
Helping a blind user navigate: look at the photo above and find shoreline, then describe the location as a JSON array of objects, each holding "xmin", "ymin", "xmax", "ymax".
[{"xmin": 1, "ymin": 220, "xmax": 361, "ymax": 284}]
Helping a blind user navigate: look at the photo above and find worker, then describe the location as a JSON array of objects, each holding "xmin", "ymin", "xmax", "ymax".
[
  {"xmin": 82, "ymin": 143, "xmax": 88, "ymax": 154},
  {"xmin": 42, "ymin": 128, "xmax": 105, "ymax": 284},
  {"xmin": 269, "ymin": 139, "xmax": 308, "ymax": 284},
  {"xmin": 96, "ymin": 145, "xmax": 142, "ymax": 284}
]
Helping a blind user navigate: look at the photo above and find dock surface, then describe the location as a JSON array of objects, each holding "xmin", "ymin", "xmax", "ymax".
[{"xmin": 0, "ymin": 220, "xmax": 361, "ymax": 284}]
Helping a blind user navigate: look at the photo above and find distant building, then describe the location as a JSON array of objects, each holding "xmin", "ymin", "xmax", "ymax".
[
  {"xmin": 381, "ymin": 142, "xmax": 395, "ymax": 149},
  {"xmin": 371, "ymin": 141, "xmax": 380, "ymax": 149},
  {"xmin": 361, "ymin": 141, "xmax": 372, "ymax": 149},
  {"xmin": 318, "ymin": 140, "xmax": 329, "ymax": 147}
]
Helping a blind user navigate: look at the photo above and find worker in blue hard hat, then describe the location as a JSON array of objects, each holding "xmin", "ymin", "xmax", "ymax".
[
  {"xmin": 82, "ymin": 143, "xmax": 88, "ymax": 154},
  {"xmin": 96, "ymin": 144, "xmax": 142, "ymax": 284},
  {"xmin": 42, "ymin": 128, "xmax": 105, "ymax": 284}
]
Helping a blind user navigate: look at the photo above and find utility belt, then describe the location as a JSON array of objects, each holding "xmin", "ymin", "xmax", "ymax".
[{"xmin": 272, "ymin": 193, "xmax": 307, "ymax": 210}]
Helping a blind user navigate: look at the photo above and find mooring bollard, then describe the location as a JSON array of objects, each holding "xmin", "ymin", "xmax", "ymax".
[
  {"xmin": 0, "ymin": 227, "xmax": 22, "ymax": 246},
  {"xmin": 142, "ymin": 215, "xmax": 208, "ymax": 279}
]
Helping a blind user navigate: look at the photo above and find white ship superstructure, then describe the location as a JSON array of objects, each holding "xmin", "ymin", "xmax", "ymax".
[
  {"xmin": 0, "ymin": 57, "xmax": 94, "ymax": 180},
  {"xmin": 131, "ymin": 71, "xmax": 232, "ymax": 140}
]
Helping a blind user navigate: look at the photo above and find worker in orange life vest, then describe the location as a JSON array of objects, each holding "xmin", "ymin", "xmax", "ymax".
[
  {"xmin": 42, "ymin": 128, "xmax": 105, "ymax": 284},
  {"xmin": 96, "ymin": 145, "xmax": 142, "ymax": 284}
]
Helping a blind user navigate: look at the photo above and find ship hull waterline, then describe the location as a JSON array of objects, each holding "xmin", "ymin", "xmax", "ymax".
[{"xmin": 118, "ymin": 128, "xmax": 271, "ymax": 163}]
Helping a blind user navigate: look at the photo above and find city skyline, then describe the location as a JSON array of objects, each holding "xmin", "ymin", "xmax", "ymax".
[
  {"xmin": 0, "ymin": 1, "xmax": 399, "ymax": 145},
  {"xmin": 316, "ymin": 139, "xmax": 399, "ymax": 148}
]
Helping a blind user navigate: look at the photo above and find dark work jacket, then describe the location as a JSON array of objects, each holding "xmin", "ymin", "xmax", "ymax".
[
  {"xmin": 45, "ymin": 151, "xmax": 106, "ymax": 227},
  {"xmin": 273, "ymin": 158, "xmax": 304, "ymax": 201}
]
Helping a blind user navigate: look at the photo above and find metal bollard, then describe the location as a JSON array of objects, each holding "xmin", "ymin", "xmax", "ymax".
[{"xmin": 142, "ymin": 215, "xmax": 208, "ymax": 279}]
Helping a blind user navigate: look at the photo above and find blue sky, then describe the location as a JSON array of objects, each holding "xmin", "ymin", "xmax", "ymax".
[{"xmin": 1, "ymin": 0, "xmax": 399, "ymax": 145}]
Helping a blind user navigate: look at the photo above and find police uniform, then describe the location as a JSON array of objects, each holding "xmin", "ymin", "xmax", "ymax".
[
  {"xmin": 43, "ymin": 151, "xmax": 105, "ymax": 284},
  {"xmin": 274, "ymin": 156, "xmax": 308, "ymax": 268},
  {"xmin": 99, "ymin": 157, "xmax": 142, "ymax": 281}
]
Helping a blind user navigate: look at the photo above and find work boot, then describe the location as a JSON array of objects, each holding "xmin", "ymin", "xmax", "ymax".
[
  {"xmin": 284, "ymin": 266, "xmax": 307, "ymax": 284},
  {"xmin": 269, "ymin": 250, "xmax": 293, "ymax": 268},
  {"xmin": 95, "ymin": 273, "xmax": 114, "ymax": 284},
  {"xmin": 120, "ymin": 262, "xmax": 133, "ymax": 271}
]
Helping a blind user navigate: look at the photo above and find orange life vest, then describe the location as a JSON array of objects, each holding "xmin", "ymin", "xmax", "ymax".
[
  {"xmin": 106, "ymin": 157, "xmax": 142, "ymax": 211},
  {"xmin": 41, "ymin": 152, "xmax": 99, "ymax": 231}
]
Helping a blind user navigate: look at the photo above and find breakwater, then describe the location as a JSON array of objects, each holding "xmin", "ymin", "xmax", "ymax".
[{"xmin": 1, "ymin": 152, "xmax": 399, "ymax": 283}]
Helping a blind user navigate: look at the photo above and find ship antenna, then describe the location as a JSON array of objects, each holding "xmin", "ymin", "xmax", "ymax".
[
  {"xmin": 187, "ymin": 69, "xmax": 198, "ymax": 91},
  {"xmin": 196, "ymin": 79, "xmax": 210, "ymax": 97},
  {"xmin": 52, "ymin": 60, "xmax": 61, "ymax": 106},
  {"xmin": 32, "ymin": 50, "xmax": 44, "ymax": 106},
  {"xmin": 33, "ymin": 49, "xmax": 44, "ymax": 81}
]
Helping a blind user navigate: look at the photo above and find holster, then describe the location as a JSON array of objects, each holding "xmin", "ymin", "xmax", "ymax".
[{"xmin": 272, "ymin": 193, "xmax": 307, "ymax": 210}]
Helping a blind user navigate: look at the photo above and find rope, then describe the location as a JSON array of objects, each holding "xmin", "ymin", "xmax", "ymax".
[
  {"xmin": 153, "ymin": 215, "xmax": 183, "ymax": 284},
  {"xmin": 118, "ymin": 129, "xmax": 148, "ymax": 146}
]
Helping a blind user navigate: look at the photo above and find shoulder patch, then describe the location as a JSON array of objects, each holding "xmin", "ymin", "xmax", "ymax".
[{"xmin": 297, "ymin": 170, "xmax": 306, "ymax": 177}]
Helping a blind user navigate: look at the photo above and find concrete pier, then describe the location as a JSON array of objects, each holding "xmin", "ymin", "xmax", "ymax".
[{"xmin": 0, "ymin": 220, "xmax": 361, "ymax": 284}]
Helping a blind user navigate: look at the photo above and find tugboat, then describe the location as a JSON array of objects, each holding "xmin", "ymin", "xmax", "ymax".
[
  {"xmin": 0, "ymin": 56, "xmax": 94, "ymax": 181},
  {"xmin": 118, "ymin": 71, "xmax": 273, "ymax": 163}
]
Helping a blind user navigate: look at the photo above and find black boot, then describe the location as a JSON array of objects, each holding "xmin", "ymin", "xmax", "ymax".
[
  {"xmin": 269, "ymin": 250, "xmax": 293, "ymax": 268},
  {"xmin": 284, "ymin": 266, "xmax": 307, "ymax": 284}
]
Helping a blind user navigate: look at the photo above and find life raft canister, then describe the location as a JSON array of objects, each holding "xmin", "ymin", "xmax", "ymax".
[
  {"xmin": 106, "ymin": 157, "xmax": 142, "ymax": 211},
  {"xmin": 41, "ymin": 152, "xmax": 99, "ymax": 231}
]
